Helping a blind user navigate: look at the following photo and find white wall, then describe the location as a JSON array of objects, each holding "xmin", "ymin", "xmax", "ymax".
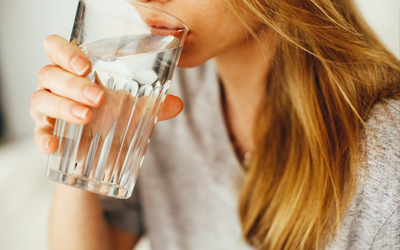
[
  {"xmin": 355, "ymin": 0, "xmax": 399, "ymax": 57},
  {"xmin": 0, "ymin": 0, "xmax": 399, "ymax": 140},
  {"xmin": 0, "ymin": 0, "xmax": 79, "ymax": 141}
]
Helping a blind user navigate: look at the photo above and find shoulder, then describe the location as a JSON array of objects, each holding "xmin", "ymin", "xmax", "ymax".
[
  {"xmin": 330, "ymin": 99, "xmax": 400, "ymax": 249},
  {"xmin": 364, "ymin": 98, "xmax": 400, "ymax": 134},
  {"xmin": 356, "ymin": 98, "xmax": 400, "ymax": 247},
  {"xmin": 361, "ymin": 98, "xmax": 400, "ymax": 172},
  {"xmin": 360, "ymin": 97, "xmax": 400, "ymax": 194}
]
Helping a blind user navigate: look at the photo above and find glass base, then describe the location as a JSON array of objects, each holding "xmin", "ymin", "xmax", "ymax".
[{"xmin": 46, "ymin": 169, "xmax": 131, "ymax": 199}]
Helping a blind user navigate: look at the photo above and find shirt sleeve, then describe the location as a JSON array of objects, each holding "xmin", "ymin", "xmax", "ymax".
[
  {"xmin": 100, "ymin": 181, "xmax": 145, "ymax": 235},
  {"xmin": 369, "ymin": 207, "xmax": 400, "ymax": 249},
  {"xmin": 328, "ymin": 98, "xmax": 400, "ymax": 250},
  {"xmin": 365, "ymin": 99, "xmax": 400, "ymax": 249}
]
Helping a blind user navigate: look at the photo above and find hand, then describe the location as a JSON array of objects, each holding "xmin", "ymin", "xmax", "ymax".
[{"xmin": 31, "ymin": 34, "xmax": 183, "ymax": 155}]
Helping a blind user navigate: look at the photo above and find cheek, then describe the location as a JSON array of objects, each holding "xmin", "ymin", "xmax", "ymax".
[
  {"xmin": 177, "ymin": 31, "xmax": 227, "ymax": 68},
  {"xmin": 177, "ymin": 25, "xmax": 248, "ymax": 67},
  {"xmin": 170, "ymin": 0, "xmax": 248, "ymax": 67}
]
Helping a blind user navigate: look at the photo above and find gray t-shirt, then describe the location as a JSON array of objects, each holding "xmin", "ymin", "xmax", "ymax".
[{"xmin": 101, "ymin": 60, "xmax": 400, "ymax": 250}]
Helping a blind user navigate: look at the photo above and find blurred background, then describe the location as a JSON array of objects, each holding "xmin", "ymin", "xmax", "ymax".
[{"xmin": 0, "ymin": 0, "xmax": 398, "ymax": 249}]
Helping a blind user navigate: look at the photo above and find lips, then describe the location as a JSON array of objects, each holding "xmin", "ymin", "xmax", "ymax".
[
  {"xmin": 144, "ymin": 18, "xmax": 182, "ymax": 37},
  {"xmin": 145, "ymin": 18, "xmax": 177, "ymax": 29}
]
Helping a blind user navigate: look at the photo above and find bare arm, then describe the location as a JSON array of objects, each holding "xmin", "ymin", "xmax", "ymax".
[{"xmin": 49, "ymin": 184, "xmax": 140, "ymax": 250}]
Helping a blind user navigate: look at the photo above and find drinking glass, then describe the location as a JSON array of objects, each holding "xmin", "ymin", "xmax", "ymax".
[{"xmin": 46, "ymin": 0, "xmax": 188, "ymax": 199}]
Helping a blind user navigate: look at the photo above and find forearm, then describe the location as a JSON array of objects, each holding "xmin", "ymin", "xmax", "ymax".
[{"xmin": 48, "ymin": 184, "xmax": 113, "ymax": 250}]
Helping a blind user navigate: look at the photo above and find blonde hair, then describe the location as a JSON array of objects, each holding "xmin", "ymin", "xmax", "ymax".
[{"xmin": 220, "ymin": 0, "xmax": 400, "ymax": 249}]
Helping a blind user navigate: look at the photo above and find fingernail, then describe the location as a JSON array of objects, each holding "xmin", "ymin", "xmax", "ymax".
[
  {"xmin": 71, "ymin": 56, "xmax": 90, "ymax": 75},
  {"xmin": 71, "ymin": 105, "xmax": 89, "ymax": 119},
  {"xmin": 83, "ymin": 86, "xmax": 104, "ymax": 104},
  {"xmin": 44, "ymin": 137, "xmax": 52, "ymax": 149}
]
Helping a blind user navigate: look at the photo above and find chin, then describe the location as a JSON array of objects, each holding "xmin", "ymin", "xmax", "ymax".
[{"xmin": 176, "ymin": 50, "xmax": 211, "ymax": 68}]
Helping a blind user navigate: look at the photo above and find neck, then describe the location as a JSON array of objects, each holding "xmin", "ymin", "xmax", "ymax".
[{"xmin": 214, "ymin": 32, "xmax": 276, "ymax": 156}]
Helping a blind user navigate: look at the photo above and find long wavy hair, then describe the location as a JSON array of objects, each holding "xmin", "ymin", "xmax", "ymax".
[{"xmin": 220, "ymin": 0, "xmax": 400, "ymax": 249}]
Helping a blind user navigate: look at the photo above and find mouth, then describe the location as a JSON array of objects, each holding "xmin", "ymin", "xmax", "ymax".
[
  {"xmin": 183, "ymin": 31, "xmax": 191, "ymax": 47},
  {"xmin": 145, "ymin": 18, "xmax": 177, "ymax": 29},
  {"xmin": 145, "ymin": 18, "xmax": 181, "ymax": 35},
  {"xmin": 144, "ymin": 18, "xmax": 190, "ymax": 46}
]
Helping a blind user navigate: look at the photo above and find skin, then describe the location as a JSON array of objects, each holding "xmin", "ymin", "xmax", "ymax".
[
  {"xmin": 30, "ymin": 0, "xmax": 276, "ymax": 249},
  {"xmin": 144, "ymin": 0, "xmax": 276, "ymax": 154}
]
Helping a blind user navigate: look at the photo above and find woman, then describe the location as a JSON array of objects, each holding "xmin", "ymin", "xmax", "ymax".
[{"xmin": 30, "ymin": 0, "xmax": 400, "ymax": 249}]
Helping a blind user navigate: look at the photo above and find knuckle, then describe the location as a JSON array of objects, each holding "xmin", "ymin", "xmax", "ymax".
[
  {"xmin": 43, "ymin": 34, "xmax": 58, "ymax": 48},
  {"xmin": 51, "ymin": 99, "xmax": 62, "ymax": 113},
  {"xmin": 30, "ymin": 106, "xmax": 37, "ymax": 120},
  {"xmin": 30, "ymin": 91, "xmax": 40, "ymax": 108},
  {"xmin": 30, "ymin": 106, "xmax": 45, "ymax": 125},
  {"xmin": 56, "ymin": 40, "xmax": 75, "ymax": 57},
  {"xmin": 34, "ymin": 125, "xmax": 41, "ymax": 134},
  {"xmin": 34, "ymin": 128, "xmax": 41, "ymax": 143},
  {"xmin": 57, "ymin": 100, "xmax": 72, "ymax": 119},
  {"xmin": 38, "ymin": 65, "xmax": 53, "ymax": 84},
  {"xmin": 64, "ymin": 71, "xmax": 77, "ymax": 84}
]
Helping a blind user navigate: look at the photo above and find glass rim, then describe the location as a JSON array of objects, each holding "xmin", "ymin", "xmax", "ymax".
[{"xmin": 81, "ymin": 0, "xmax": 189, "ymax": 33}]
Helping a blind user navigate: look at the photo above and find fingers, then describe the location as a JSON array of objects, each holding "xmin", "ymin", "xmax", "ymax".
[
  {"xmin": 31, "ymin": 89, "xmax": 94, "ymax": 125},
  {"xmin": 36, "ymin": 34, "xmax": 93, "ymax": 155},
  {"xmin": 31, "ymin": 93, "xmax": 182, "ymax": 153},
  {"xmin": 44, "ymin": 34, "xmax": 90, "ymax": 76},
  {"xmin": 30, "ymin": 106, "xmax": 56, "ymax": 132},
  {"xmin": 39, "ymin": 65, "xmax": 105, "ymax": 107},
  {"xmin": 34, "ymin": 126, "xmax": 59, "ymax": 154},
  {"xmin": 158, "ymin": 94, "xmax": 184, "ymax": 121}
]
